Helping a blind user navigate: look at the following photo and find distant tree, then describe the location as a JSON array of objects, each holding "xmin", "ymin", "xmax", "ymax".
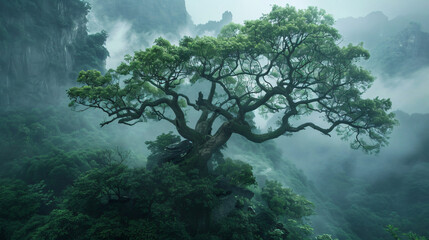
[
  {"xmin": 0, "ymin": 179, "xmax": 41, "ymax": 220},
  {"xmin": 260, "ymin": 180, "xmax": 314, "ymax": 240},
  {"xmin": 261, "ymin": 180, "xmax": 313, "ymax": 219},
  {"xmin": 316, "ymin": 234, "xmax": 338, "ymax": 240},
  {"xmin": 68, "ymin": 5, "xmax": 396, "ymax": 174},
  {"xmin": 386, "ymin": 225, "xmax": 428, "ymax": 240}
]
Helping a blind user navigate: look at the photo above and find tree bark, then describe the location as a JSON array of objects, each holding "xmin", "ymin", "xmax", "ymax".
[{"xmin": 184, "ymin": 122, "xmax": 233, "ymax": 175}]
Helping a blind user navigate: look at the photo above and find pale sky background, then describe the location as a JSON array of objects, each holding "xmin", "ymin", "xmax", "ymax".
[{"xmin": 186, "ymin": 0, "xmax": 429, "ymax": 24}]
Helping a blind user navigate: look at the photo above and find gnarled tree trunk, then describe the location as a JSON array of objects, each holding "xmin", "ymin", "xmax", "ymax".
[{"xmin": 184, "ymin": 122, "xmax": 233, "ymax": 176}]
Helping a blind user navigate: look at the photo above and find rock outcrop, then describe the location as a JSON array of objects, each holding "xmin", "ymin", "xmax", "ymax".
[
  {"xmin": 335, "ymin": 12, "xmax": 429, "ymax": 77},
  {"xmin": 0, "ymin": 0, "xmax": 108, "ymax": 107}
]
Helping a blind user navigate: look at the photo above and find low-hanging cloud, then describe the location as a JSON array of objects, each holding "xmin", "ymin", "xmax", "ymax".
[
  {"xmin": 96, "ymin": 20, "xmax": 190, "ymax": 70},
  {"xmin": 365, "ymin": 67, "xmax": 429, "ymax": 114}
]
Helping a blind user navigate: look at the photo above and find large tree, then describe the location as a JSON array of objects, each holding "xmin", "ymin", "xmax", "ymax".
[{"xmin": 68, "ymin": 5, "xmax": 396, "ymax": 173}]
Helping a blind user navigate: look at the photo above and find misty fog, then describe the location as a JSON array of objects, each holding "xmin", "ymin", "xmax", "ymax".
[{"xmin": 1, "ymin": 0, "xmax": 428, "ymax": 239}]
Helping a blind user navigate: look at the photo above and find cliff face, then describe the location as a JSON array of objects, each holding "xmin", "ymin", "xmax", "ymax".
[
  {"xmin": 0, "ymin": 0, "xmax": 108, "ymax": 107},
  {"xmin": 0, "ymin": 0, "xmax": 231, "ymax": 107},
  {"xmin": 372, "ymin": 23, "xmax": 429, "ymax": 76},
  {"xmin": 335, "ymin": 12, "xmax": 429, "ymax": 77},
  {"xmin": 195, "ymin": 11, "xmax": 233, "ymax": 36}
]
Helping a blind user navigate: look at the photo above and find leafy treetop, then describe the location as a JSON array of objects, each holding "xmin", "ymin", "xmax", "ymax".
[{"xmin": 68, "ymin": 5, "xmax": 396, "ymax": 170}]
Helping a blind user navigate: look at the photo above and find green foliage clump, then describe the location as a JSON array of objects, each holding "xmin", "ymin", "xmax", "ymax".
[
  {"xmin": 386, "ymin": 225, "xmax": 428, "ymax": 240},
  {"xmin": 58, "ymin": 161, "xmax": 218, "ymax": 239},
  {"xmin": 30, "ymin": 209, "xmax": 91, "ymax": 240},
  {"xmin": 145, "ymin": 131, "xmax": 181, "ymax": 153},
  {"xmin": 216, "ymin": 207, "xmax": 260, "ymax": 240},
  {"xmin": 0, "ymin": 179, "xmax": 54, "ymax": 240},
  {"xmin": 69, "ymin": 30, "xmax": 109, "ymax": 79},
  {"xmin": 0, "ymin": 179, "xmax": 42, "ymax": 220},
  {"xmin": 262, "ymin": 180, "xmax": 314, "ymax": 219},
  {"xmin": 144, "ymin": 131, "xmax": 182, "ymax": 169},
  {"xmin": 315, "ymin": 234, "xmax": 338, "ymax": 240},
  {"xmin": 0, "ymin": 108, "xmax": 112, "ymax": 181},
  {"xmin": 215, "ymin": 158, "xmax": 256, "ymax": 187}
]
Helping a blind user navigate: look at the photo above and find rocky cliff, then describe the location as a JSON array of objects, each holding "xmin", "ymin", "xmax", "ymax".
[
  {"xmin": 0, "ymin": 0, "xmax": 108, "ymax": 107},
  {"xmin": 335, "ymin": 12, "xmax": 429, "ymax": 77},
  {"xmin": 0, "ymin": 0, "xmax": 232, "ymax": 107}
]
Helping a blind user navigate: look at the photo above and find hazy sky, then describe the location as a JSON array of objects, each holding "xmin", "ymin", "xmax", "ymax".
[{"xmin": 186, "ymin": 0, "xmax": 429, "ymax": 24}]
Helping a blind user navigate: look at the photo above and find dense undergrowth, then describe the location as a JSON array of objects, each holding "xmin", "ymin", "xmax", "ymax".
[
  {"xmin": 0, "ymin": 108, "xmax": 317, "ymax": 240},
  {"xmin": 0, "ymin": 107, "xmax": 427, "ymax": 240}
]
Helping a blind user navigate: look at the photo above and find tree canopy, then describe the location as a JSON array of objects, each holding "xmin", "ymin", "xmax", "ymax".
[{"xmin": 68, "ymin": 5, "xmax": 396, "ymax": 171}]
